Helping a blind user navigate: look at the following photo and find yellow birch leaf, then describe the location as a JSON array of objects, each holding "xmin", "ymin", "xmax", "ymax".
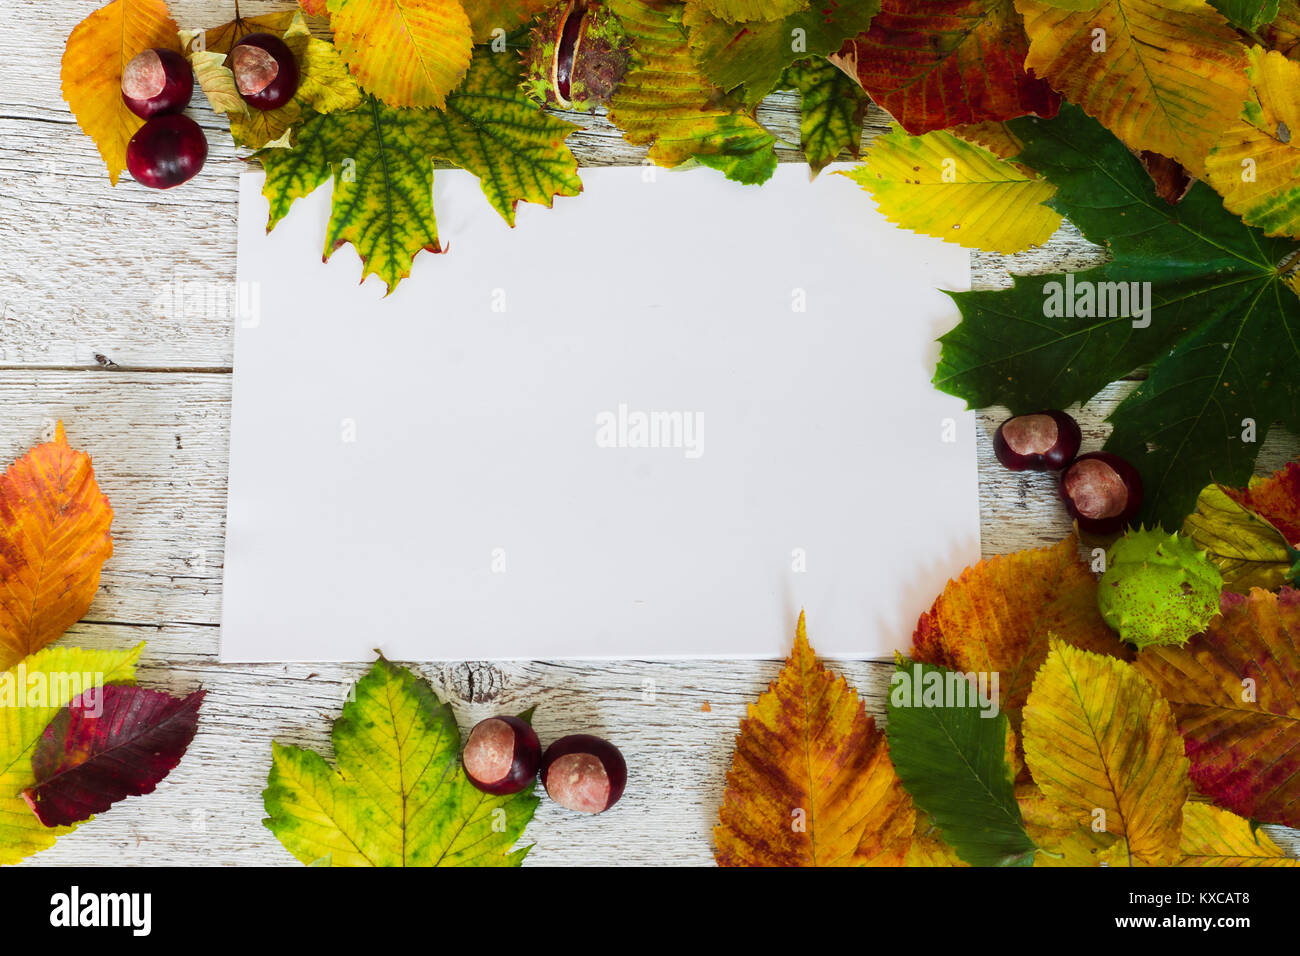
[
  {"xmin": 1023, "ymin": 639, "xmax": 1190, "ymax": 865},
  {"xmin": 1015, "ymin": 0, "xmax": 1249, "ymax": 172},
  {"xmin": 327, "ymin": 0, "xmax": 473, "ymax": 109},
  {"xmin": 1206, "ymin": 47, "xmax": 1300, "ymax": 238},
  {"xmin": 60, "ymin": 0, "xmax": 181, "ymax": 185},
  {"xmin": 714, "ymin": 613, "xmax": 914, "ymax": 866},
  {"xmin": 843, "ymin": 125, "xmax": 1061, "ymax": 254}
]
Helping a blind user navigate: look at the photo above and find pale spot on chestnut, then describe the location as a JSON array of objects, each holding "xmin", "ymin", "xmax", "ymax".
[
  {"xmin": 231, "ymin": 44, "xmax": 279, "ymax": 97},
  {"xmin": 1060, "ymin": 451, "xmax": 1144, "ymax": 535},
  {"xmin": 540, "ymin": 734, "xmax": 627, "ymax": 814},
  {"xmin": 1002, "ymin": 414, "xmax": 1058, "ymax": 456},
  {"xmin": 122, "ymin": 50, "xmax": 165, "ymax": 101},
  {"xmin": 461, "ymin": 714, "xmax": 540, "ymax": 796},
  {"xmin": 993, "ymin": 409, "xmax": 1081, "ymax": 471}
]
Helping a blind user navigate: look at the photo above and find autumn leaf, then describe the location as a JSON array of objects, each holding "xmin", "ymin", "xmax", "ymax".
[
  {"xmin": 935, "ymin": 103, "xmax": 1300, "ymax": 530},
  {"xmin": 1210, "ymin": 0, "xmax": 1282, "ymax": 30},
  {"xmin": 831, "ymin": 0, "xmax": 1059, "ymax": 135},
  {"xmin": 1225, "ymin": 461, "xmax": 1300, "ymax": 547},
  {"xmin": 1023, "ymin": 639, "xmax": 1190, "ymax": 865},
  {"xmin": 1016, "ymin": 782, "xmax": 1118, "ymax": 866},
  {"xmin": 682, "ymin": 0, "xmax": 879, "ymax": 109},
  {"xmin": 1183, "ymin": 481, "xmax": 1297, "ymax": 592},
  {"xmin": 0, "ymin": 424, "xmax": 113, "ymax": 671},
  {"xmin": 184, "ymin": 10, "xmax": 361, "ymax": 149},
  {"xmin": 904, "ymin": 811, "xmax": 969, "ymax": 866},
  {"xmin": 1136, "ymin": 588, "xmax": 1300, "ymax": 828},
  {"xmin": 780, "ymin": 58, "xmax": 867, "ymax": 176},
  {"xmin": 0, "ymin": 644, "xmax": 143, "ymax": 865},
  {"xmin": 910, "ymin": 536, "xmax": 1129, "ymax": 754},
  {"xmin": 714, "ymin": 614, "xmax": 914, "ymax": 866},
  {"xmin": 300, "ymin": 0, "xmax": 329, "ymax": 15},
  {"xmin": 690, "ymin": 0, "xmax": 807, "ymax": 21},
  {"xmin": 606, "ymin": 0, "xmax": 778, "ymax": 185},
  {"xmin": 843, "ymin": 125, "xmax": 1061, "ymax": 254},
  {"xmin": 264, "ymin": 657, "xmax": 537, "ymax": 866},
  {"xmin": 1176, "ymin": 802, "xmax": 1297, "ymax": 866},
  {"xmin": 466, "ymin": 0, "xmax": 551, "ymax": 41},
  {"xmin": 327, "ymin": 0, "xmax": 473, "ymax": 109},
  {"xmin": 24, "ymin": 686, "xmax": 204, "ymax": 827},
  {"xmin": 886, "ymin": 660, "xmax": 1036, "ymax": 866},
  {"xmin": 60, "ymin": 0, "xmax": 181, "ymax": 184},
  {"xmin": 1015, "ymin": 0, "xmax": 1248, "ymax": 172}
]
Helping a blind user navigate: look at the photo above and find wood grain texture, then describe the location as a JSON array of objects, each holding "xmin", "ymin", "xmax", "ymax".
[{"xmin": 3, "ymin": 0, "xmax": 1297, "ymax": 865}]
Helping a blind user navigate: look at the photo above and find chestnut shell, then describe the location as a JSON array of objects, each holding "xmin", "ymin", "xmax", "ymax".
[
  {"xmin": 231, "ymin": 32, "xmax": 300, "ymax": 111},
  {"xmin": 461, "ymin": 715, "xmax": 541, "ymax": 796},
  {"xmin": 126, "ymin": 113, "xmax": 208, "ymax": 189},
  {"xmin": 540, "ymin": 734, "xmax": 627, "ymax": 813},
  {"xmin": 121, "ymin": 48, "xmax": 194, "ymax": 119},
  {"xmin": 1059, "ymin": 451, "xmax": 1144, "ymax": 535},
  {"xmin": 993, "ymin": 410, "xmax": 1082, "ymax": 472}
]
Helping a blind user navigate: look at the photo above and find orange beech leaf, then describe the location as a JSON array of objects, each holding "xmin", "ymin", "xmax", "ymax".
[
  {"xmin": 60, "ymin": 0, "xmax": 182, "ymax": 185},
  {"xmin": 1225, "ymin": 462, "xmax": 1300, "ymax": 546},
  {"xmin": 0, "ymin": 424, "xmax": 113, "ymax": 670},
  {"xmin": 911, "ymin": 535, "xmax": 1130, "ymax": 746},
  {"xmin": 1136, "ymin": 587, "xmax": 1300, "ymax": 828},
  {"xmin": 714, "ymin": 613, "xmax": 914, "ymax": 866},
  {"xmin": 831, "ymin": 0, "xmax": 1059, "ymax": 135}
]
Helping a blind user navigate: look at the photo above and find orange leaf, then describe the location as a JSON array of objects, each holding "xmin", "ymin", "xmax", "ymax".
[
  {"xmin": 714, "ymin": 613, "xmax": 914, "ymax": 866},
  {"xmin": 1225, "ymin": 461, "xmax": 1300, "ymax": 546},
  {"xmin": 60, "ymin": 0, "xmax": 182, "ymax": 185},
  {"xmin": 1136, "ymin": 587, "xmax": 1300, "ymax": 828},
  {"xmin": 912, "ymin": 535, "xmax": 1130, "ymax": 748},
  {"xmin": 0, "ymin": 424, "xmax": 113, "ymax": 670}
]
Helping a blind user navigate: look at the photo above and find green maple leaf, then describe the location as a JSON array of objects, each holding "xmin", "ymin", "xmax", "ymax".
[
  {"xmin": 263, "ymin": 657, "xmax": 538, "ymax": 867},
  {"xmin": 1, "ymin": 644, "xmax": 144, "ymax": 865},
  {"xmin": 259, "ymin": 48, "xmax": 581, "ymax": 293},
  {"xmin": 781, "ymin": 58, "xmax": 868, "ymax": 176},
  {"xmin": 684, "ymin": 0, "xmax": 880, "ymax": 109},
  {"xmin": 607, "ymin": 0, "xmax": 778, "ymax": 185},
  {"xmin": 936, "ymin": 103, "xmax": 1300, "ymax": 530}
]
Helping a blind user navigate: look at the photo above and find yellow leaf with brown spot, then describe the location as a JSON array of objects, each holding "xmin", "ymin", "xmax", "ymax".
[
  {"xmin": 327, "ymin": 0, "xmax": 473, "ymax": 109},
  {"xmin": 911, "ymin": 536, "xmax": 1130, "ymax": 760},
  {"xmin": 1015, "ymin": 0, "xmax": 1249, "ymax": 172},
  {"xmin": 1023, "ymin": 639, "xmax": 1190, "ymax": 865},
  {"xmin": 60, "ymin": 0, "xmax": 181, "ymax": 184},
  {"xmin": 714, "ymin": 613, "xmax": 914, "ymax": 866},
  {"xmin": 0, "ymin": 425, "xmax": 113, "ymax": 670},
  {"xmin": 904, "ymin": 812, "xmax": 969, "ymax": 866}
]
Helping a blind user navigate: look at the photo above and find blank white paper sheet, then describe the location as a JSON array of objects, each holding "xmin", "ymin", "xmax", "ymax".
[{"xmin": 222, "ymin": 164, "xmax": 977, "ymax": 661}]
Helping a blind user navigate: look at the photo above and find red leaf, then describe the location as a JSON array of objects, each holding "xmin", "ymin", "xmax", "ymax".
[
  {"xmin": 23, "ymin": 685, "xmax": 204, "ymax": 827},
  {"xmin": 831, "ymin": 0, "xmax": 1059, "ymax": 135},
  {"xmin": 1225, "ymin": 461, "xmax": 1300, "ymax": 547}
]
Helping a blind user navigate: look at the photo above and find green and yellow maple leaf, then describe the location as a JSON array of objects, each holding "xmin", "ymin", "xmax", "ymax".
[
  {"xmin": 683, "ymin": 0, "xmax": 879, "ymax": 108},
  {"xmin": 264, "ymin": 657, "xmax": 537, "ymax": 866},
  {"xmin": 1023, "ymin": 639, "xmax": 1190, "ymax": 866},
  {"xmin": 607, "ymin": 0, "xmax": 778, "ymax": 185},
  {"xmin": 844, "ymin": 125, "xmax": 1061, "ymax": 254},
  {"xmin": 780, "ymin": 58, "xmax": 868, "ymax": 176},
  {"xmin": 714, "ymin": 614, "xmax": 914, "ymax": 866},
  {"xmin": 936, "ymin": 103, "xmax": 1300, "ymax": 530},
  {"xmin": 184, "ymin": 10, "xmax": 361, "ymax": 150},
  {"xmin": 261, "ymin": 49, "xmax": 580, "ymax": 292},
  {"xmin": 1015, "ymin": 0, "xmax": 1249, "ymax": 173},
  {"xmin": 0, "ymin": 644, "xmax": 144, "ymax": 865}
]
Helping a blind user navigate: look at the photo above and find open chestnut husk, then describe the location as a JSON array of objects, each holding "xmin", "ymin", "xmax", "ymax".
[
  {"xmin": 993, "ymin": 410, "xmax": 1082, "ymax": 471},
  {"xmin": 1060, "ymin": 451, "xmax": 1144, "ymax": 535},
  {"xmin": 540, "ymin": 734, "xmax": 626, "ymax": 813},
  {"xmin": 462, "ymin": 715, "xmax": 541, "ymax": 796},
  {"xmin": 522, "ymin": 0, "xmax": 629, "ymax": 112}
]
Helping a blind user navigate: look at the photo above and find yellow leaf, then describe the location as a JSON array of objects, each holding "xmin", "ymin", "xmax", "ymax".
[
  {"xmin": 1175, "ymin": 803, "xmax": 1298, "ymax": 867},
  {"xmin": 844, "ymin": 125, "xmax": 1062, "ymax": 254},
  {"xmin": 60, "ymin": 0, "xmax": 181, "ymax": 185},
  {"xmin": 1015, "ymin": 0, "xmax": 1249, "ymax": 172},
  {"xmin": 1016, "ymin": 782, "xmax": 1117, "ymax": 866},
  {"xmin": 714, "ymin": 613, "xmax": 914, "ymax": 866},
  {"xmin": 327, "ymin": 0, "xmax": 473, "ymax": 109},
  {"xmin": 0, "ymin": 424, "xmax": 114, "ymax": 671},
  {"xmin": 1206, "ymin": 47, "xmax": 1300, "ymax": 238},
  {"xmin": 904, "ymin": 812, "xmax": 968, "ymax": 867},
  {"xmin": 1022, "ymin": 639, "xmax": 1190, "ymax": 865}
]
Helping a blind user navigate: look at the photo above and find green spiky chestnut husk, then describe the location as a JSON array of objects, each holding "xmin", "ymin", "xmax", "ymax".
[
  {"xmin": 522, "ymin": 0, "xmax": 629, "ymax": 112},
  {"xmin": 1097, "ymin": 527, "xmax": 1224, "ymax": 649}
]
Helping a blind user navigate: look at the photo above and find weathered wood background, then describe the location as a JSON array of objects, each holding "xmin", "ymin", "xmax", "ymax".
[{"xmin": 4, "ymin": 0, "xmax": 1297, "ymax": 865}]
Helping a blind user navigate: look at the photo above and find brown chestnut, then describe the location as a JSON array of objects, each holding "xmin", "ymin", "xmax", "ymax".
[
  {"xmin": 993, "ymin": 410, "xmax": 1081, "ymax": 471},
  {"xmin": 126, "ymin": 113, "xmax": 207, "ymax": 189},
  {"xmin": 462, "ymin": 715, "xmax": 541, "ymax": 795},
  {"xmin": 1060, "ymin": 452, "xmax": 1144, "ymax": 535},
  {"xmin": 230, "ymin": 32, "xmax": 300, "ymax": 111},
  {"xmin": 121, "ymin": 48, "xmax": 194, "ymax": 119},
  {"xmin": 540, "ymin": 734, "xmax": 626, "ymax": 813}
]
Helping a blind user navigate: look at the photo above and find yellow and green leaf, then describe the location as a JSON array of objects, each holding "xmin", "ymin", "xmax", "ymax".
[
  {"xmin": 782, "ymin": 59, "xmax": 868, "ymax": 177},
  {"xmin": 1183, "ymin": 481, "xmax": 1295, "ymax": 592},
  {"xmin": 843, "ymin": 125, "xmax": 1061, "ymax": 253}
]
